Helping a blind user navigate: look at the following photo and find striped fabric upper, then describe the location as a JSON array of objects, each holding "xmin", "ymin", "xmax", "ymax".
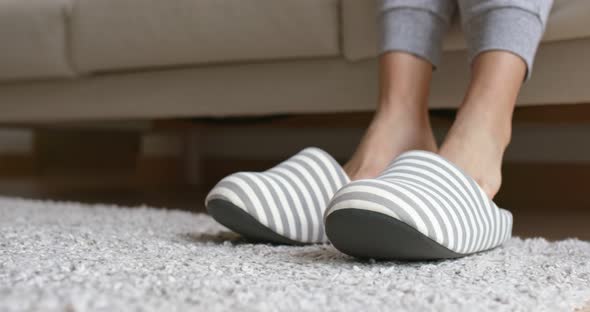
[
  {"xmin": 206, "ymin": 147, "xmax": 350, "ymax": 244},
  {"xmin": 325, "ymin": 150, "xmax": 512, "ymax": 255}
]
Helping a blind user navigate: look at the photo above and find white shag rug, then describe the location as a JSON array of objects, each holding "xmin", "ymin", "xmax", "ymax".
[{"xmin": 1, "ymin": 197, "xmax": 589, "ymax": 312}]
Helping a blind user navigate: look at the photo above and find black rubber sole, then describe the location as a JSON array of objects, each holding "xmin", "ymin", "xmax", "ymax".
[
  {"xmin": 325, "ymin": 209, "xmax": 465, "ymax": 260},
  {"xmin": 207, "ymin": 199, "xmax": 303, "ymax": 245}
]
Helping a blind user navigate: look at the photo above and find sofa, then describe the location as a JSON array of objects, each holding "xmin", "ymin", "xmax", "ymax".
[{"xmin": 0, "ymin": 0, "xmax": 589, "ymax": 123}]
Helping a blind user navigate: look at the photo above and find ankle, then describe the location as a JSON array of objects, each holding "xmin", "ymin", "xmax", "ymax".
[
  {"xmin": 344, "ymin": 104, "xmax": 437, "ymax": 180},
  {"xmin": 453, "ymin": 107, "xmax": 512, "ymax": 150},
  {"xmin": 378, "ymin": 98, "xmax": 428, "ymax": 118},
  {"xmin": 373, "ymin": 107, "xmax": 436, "ymax": 148},
  {"xmin": 374, "ymin": 104, "xmax": 431, "ymax": 138}
]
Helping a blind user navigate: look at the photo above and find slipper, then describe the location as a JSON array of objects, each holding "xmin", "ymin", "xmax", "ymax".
[
  {"xmin": 324, "ymin": 150, "xmax": 512, "ymax": 260},
  {"xmin": 206, "ymin": 147, "xmax": 349, "ymax": 245}
]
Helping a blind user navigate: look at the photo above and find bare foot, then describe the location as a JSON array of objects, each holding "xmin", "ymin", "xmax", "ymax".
[
  {"xmin": 344, "ymin": 106, "xmax": 437, "ymax": 180},
  {"xmin": 439, "ymin": 112, "xmax": 511, "ymax": 199}
]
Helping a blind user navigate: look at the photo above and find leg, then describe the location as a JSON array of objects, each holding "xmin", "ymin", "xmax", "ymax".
[
  {"xmin": 441, "ymin": 0, "xmax": 554, "ymax": 198},
  {"xmin": 344, "ymin": 52, "xmax": 436, "ymax": 180},
  {"xmin": 439, "ymin": 51, "xmax": 525, "ymax": 198},
  {"xmin": 345, "ymin": 1, "xmax": 457, "ymax": 180}
]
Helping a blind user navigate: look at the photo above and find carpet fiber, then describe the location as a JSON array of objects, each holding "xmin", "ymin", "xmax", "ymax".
[{"xmin": 1, "ymin": 196, "xmax": 589, "ymax": 312}]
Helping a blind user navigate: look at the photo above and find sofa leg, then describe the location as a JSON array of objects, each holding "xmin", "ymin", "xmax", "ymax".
[{"xmin": 184, "ymin": 130, "xmax": 204, "ymax": 186}]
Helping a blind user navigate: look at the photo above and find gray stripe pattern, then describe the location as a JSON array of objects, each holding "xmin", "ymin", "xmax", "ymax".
[
  {"xmin": 325, "ymin": 150, "xmax": 512, "ymax": 255},
  {"xmin": 206, "ymin": 147, "xmax": 350, "ymax": 244}
]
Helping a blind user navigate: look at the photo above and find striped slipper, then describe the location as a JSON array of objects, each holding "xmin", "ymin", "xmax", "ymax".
[
  {"xmin": 206, "ymin": 147, "xmax": 349, "ymax": 245},
  {"xmin": 324, "ymin": 150, "xmax": 512, "ymax": 260}
]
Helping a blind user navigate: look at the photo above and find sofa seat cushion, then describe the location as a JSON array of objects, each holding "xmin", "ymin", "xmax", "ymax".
[
  {"xmin": 0, "ymin": 0, "xmax": 74, "ymax": 81},
  {"xmin": 343, "ymin": 0, "xmax": 590, "ymax": 61},
  {"xmin": 71, "ymin": 0, "xmax": 340, "ymax": 73}
]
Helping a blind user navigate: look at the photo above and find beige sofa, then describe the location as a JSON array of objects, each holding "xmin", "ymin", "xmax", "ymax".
[{"xmin": 1, "ymin": 0, "xmax": 589, "ymax": 122}]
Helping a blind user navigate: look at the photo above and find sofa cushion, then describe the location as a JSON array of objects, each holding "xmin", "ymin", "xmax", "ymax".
[
  {"xmin": 0, "ymin": 0, "xmax": 74, "ymax": 81},
  {"xmin": 343, "ymin": 0, "xmax": 590, "ymax": 61},
  {"xmin": 71, "ymin": 0, "xmax": 340, "ymax": 73}
]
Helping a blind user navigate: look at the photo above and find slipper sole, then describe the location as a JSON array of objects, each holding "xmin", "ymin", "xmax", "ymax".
[
  {"xmin": 325, "ymin": 208, "xmax": 465, "ymax": 260},
  {"xmin": 207, "ymin": 199, "xmax": 303, "ymax": 245}
]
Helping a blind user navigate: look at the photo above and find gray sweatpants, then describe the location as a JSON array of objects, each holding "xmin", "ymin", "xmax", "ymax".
[{"xmin": 380, "ymin": 0, "xmax": 554, "ymax": 78}]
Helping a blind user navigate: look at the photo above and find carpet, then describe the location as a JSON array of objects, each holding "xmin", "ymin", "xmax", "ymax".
[{"xmin": 1, "ymin": 196, "xmax": 589, "ymax": 312}]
